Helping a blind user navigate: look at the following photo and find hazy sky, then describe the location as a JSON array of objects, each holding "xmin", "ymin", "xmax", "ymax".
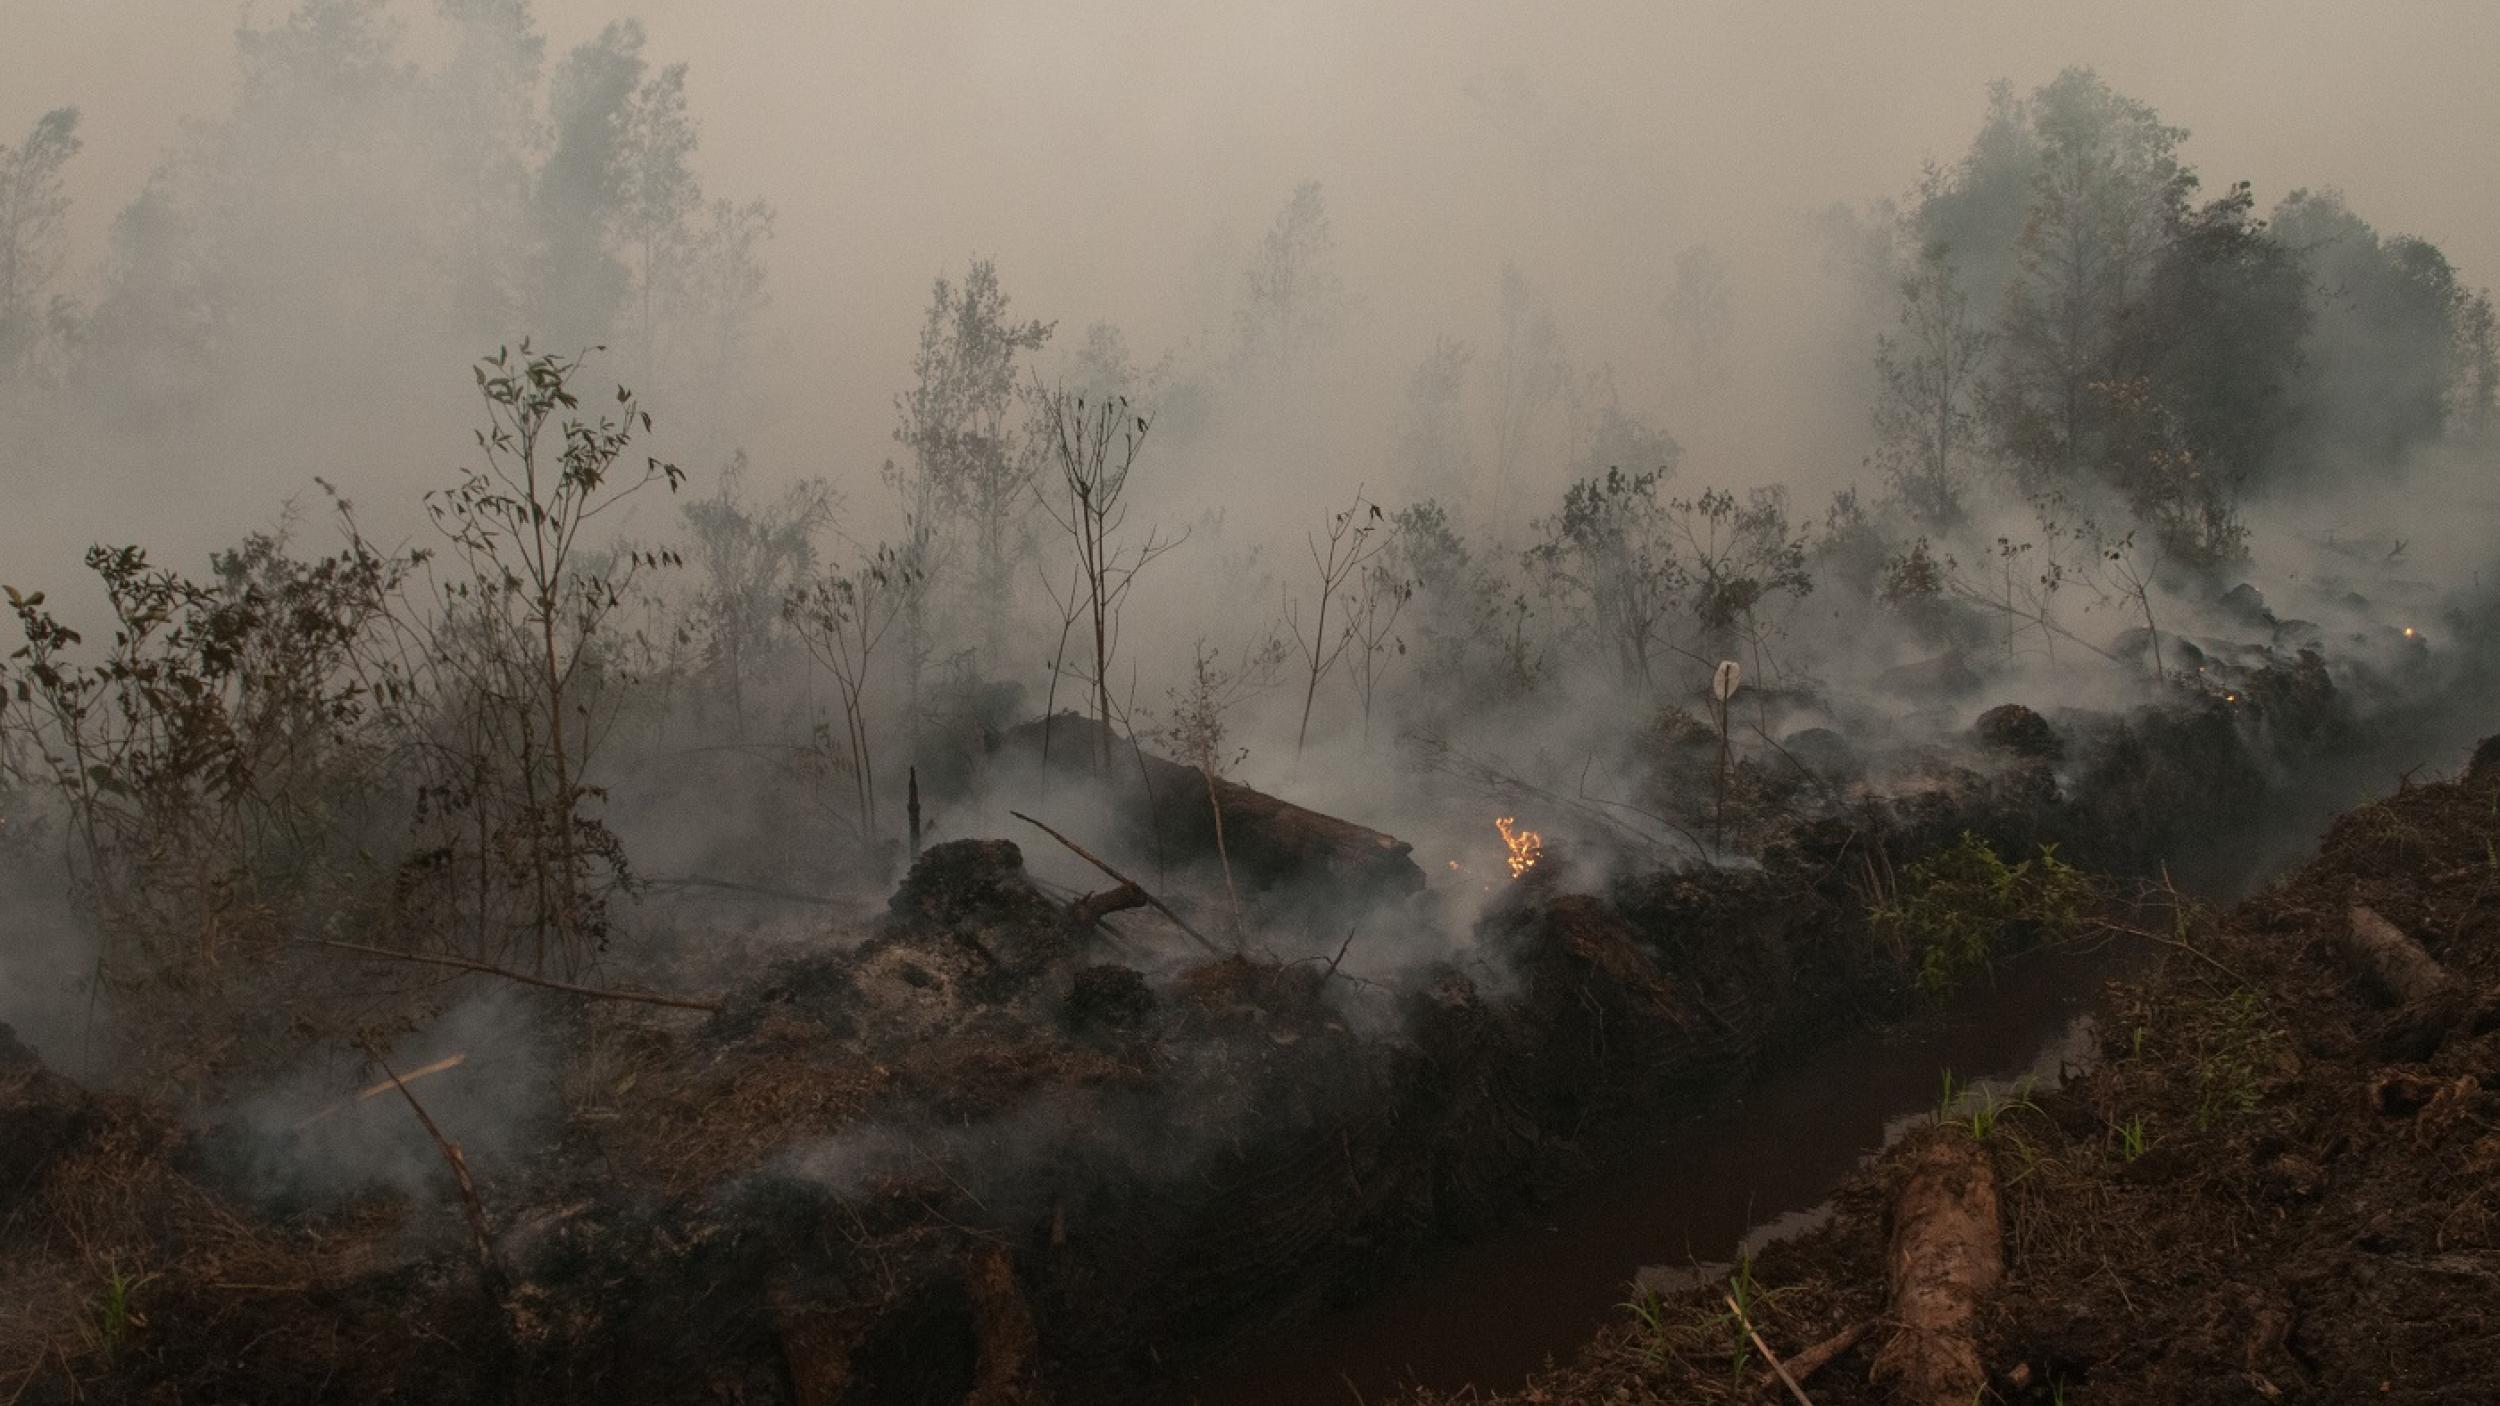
[{"xmin": 6, "ymin": 0, "xmax": 2498, "ymax": 561}]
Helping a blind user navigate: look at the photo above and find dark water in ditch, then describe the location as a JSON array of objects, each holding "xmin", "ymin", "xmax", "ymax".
[{"xmin": 1179, "ymin": 945, "xmax": 2121, "ymax": 1405}]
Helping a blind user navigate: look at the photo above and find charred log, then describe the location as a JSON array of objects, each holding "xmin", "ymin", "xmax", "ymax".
[{"xmin": 998, "ymin": 714, "xmax": 1424, "ymax": 906}]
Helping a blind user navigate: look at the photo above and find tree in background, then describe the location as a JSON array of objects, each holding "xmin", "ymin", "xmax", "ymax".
[
  {"xmin": 1528, "ymin": 467, "xmax": 1682, "ymax": 687},
  {"xmin": 1912, "ymin": 80, "xmax": 2039, "ymax": 322},
  {"xmin": 680, "ymin": 455, "xmax": 835, "ymax": 738},
  {"xmin": 536, "ymin": 20, "xmax": 647, "ymax": 346},
  {"xmin": 1874, "ymin": 244, "xmax": 1992, "ymax": 529},
  {"xmin": 1488, "ymin": 264, "xmax": 1570, "ymax": 519},
  {"xmin": 2272, "ymin": 188, "xmax": 2490, "ymax": 473},
  {"xmin": 1391, "ymin": 335, "xmax": 1476, "ymax": 499},
  {"xmin": 0, "ymin": 107, "xmax": 82, "ymax": 386},
  {"xmin": 1234, "ymin": 180, "xmax": 1345, "ymax": 383},
  {"xmin": 1664, "ymin": 244, "xmax": 1734, "ymax": 390},
  {"xmin": 1987, "ymin": 68, "xmax": 2195, "ymax": 489},
  {"xmin": 1565, "ymin": 368, "xmax": 1682, "ymax": 489},
  {"xmin": 62, "ymin": 1, "xmax": 766, "ymax": 440},
  {"xmin": 433, "ymin": 0, "xmax": 546, "ymax": 340},
  {"xmin": 2120, "ymin": 183, "xmax": 2310, "ymax": 512},
  {"xmin": 895, "ymin": 260, "xmax": 1053, "ymax": 666}
]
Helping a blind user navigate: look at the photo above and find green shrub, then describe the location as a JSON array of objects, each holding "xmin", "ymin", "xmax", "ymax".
[{"xmin": 1870, "ymin": 831, "xmax": 2090, "ymax": 995}]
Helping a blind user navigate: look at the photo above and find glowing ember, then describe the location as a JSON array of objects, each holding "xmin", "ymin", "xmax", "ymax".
[
  {"xmin": 1495, "ymin": 816, "xmax": 1543, "ymax": 879},
  {"xmin": 2403, "ymin": 626, "xmax": 2418, "ymax": 639}
]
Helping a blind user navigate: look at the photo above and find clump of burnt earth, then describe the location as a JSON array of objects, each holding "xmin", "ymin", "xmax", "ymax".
[{"xmin": 1401, "ymin": 740, "xmax": 2500, "ymax": 1406}]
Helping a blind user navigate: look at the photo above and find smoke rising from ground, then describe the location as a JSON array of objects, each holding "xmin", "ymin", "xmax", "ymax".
[{"xmin": 3, "ymin": 0, "xmax": 2497, "ymax": 1083}]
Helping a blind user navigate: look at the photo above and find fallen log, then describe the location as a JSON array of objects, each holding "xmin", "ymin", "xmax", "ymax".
[
  {"xmin": 1871, "ymin": 1127, "xmax": 2002, "ymax": 1406},
  {"xmin": 999, "ymin": 714, "xmax": 1424, "ymax": 902},
  {"xmin": 2342, "ymin": 905, "xmax": 2455, "ymax": 1008}
]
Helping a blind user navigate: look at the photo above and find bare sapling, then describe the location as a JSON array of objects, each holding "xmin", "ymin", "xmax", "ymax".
[
  {"xmin": 1036, "ymin": 553, "xmax": 1088, "ymax": 764},
  {"xmin": 1285, "ymin": 489, "xmax": 1389, "ymax": 758},
  {"xmin": 2093, "ymin": 525, "xmax": 2170, "ymax": 684},
  {"xmin": 417, "ymin": 345, "xmax": 684, "ymax": 975},
  {"xmin": 1031, "ymin": 385, "xmax": 1183, "ymax": 773},
  {"xmin": 1159, "ymin": 636, "xmax": 1287, "ymax": 940},
  {"xmin": 785, "ymin": 544, "xmax": 916, "ymax": 844},
  {"xmin": 1346, "ymin": 550, "xmax": 1415, "ymax": 749}
]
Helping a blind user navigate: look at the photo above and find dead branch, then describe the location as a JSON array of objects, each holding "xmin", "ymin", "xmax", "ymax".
[
  {"xmin": 293, "ymin": 1052, "xmax": 469, "ymax": 1130},
  {"xmin": 1724, "ymin": 1292, "xmax": 1817, "ymax": 1406},
  {"xmin": 298, "ymin": 937, "xmax": 722, "ymax": 1013},
  {"xmin": 1323, "ymin": 924, "xmax": 1361, "ymax": 983},
  {"xmin": 647, "ymin": 874, "xmax": 836, "ymax": 906},
  {"xmin": 1758, "ymin": 1321, "xmax": 1866, "ymax": 1396},
  {"xmin": 1069, "ymin": 882, "xmax": 1148, "ymax": 930},
  {"xmin": 1009, "ymin": 809, "xmax": 1228, "ymax": 958},
  {"xmin": 365, "ymin": 1046, "xmax": 504, "ymax": 1294}
]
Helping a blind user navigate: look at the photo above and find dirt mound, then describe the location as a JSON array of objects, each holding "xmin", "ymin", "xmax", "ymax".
[{"xmin": 1973, "ymin": 702, "xmax": 2060, "ymax": 761}]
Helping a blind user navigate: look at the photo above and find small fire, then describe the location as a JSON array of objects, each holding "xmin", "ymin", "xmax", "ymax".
[
  {"xmin": 2403, "ymin": 626, "xmax": 2418, "ymax": 639},
  {"xmin": 1495, "ymin": 816, "xmax": 1543, "ymax": 879}
]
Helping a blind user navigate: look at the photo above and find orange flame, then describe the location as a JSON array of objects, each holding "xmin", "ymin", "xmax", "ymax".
[{"xmin": 1495, "ymin": 816, "xmax": 1543, "ymax": 879}]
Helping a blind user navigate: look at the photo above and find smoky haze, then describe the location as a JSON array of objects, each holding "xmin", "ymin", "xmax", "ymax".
[
  {"xmin": 7, "ymin": 0, "xmax": 2500, "ymax": 590},
  {"xmin": 10, "ymin": 13, "xmax": 2500, "ymax": 1400}
]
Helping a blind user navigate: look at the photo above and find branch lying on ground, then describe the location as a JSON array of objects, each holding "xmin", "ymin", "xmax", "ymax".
[
  {"xmin": 1009, "ymin": 809, "xmax": 1229, "ymax": 958},
  {"xmin": 296, "ymin": 938, "xmax": 723, "ymax": 1013},
  {"xmin": 363, "ymin": 1045, "xmax": 504, "ymax": 1293},
  {"xmin": 1069, "ymin": 882, "xmax": 1149, "ymax": 930},
  {"xmin": 645, "ymin": 874, "xmax": 836, "ymax": 906},
  {"xmin": 1724, "ymin": 1292, "xmax": 1817, "ymax": 1406}
]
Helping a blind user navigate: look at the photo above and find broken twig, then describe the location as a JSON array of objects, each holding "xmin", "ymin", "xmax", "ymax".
[
  {"xmin": 298, "ymin": 937, "xmax": 722, "ymax": 1013},
  {"xmin": 1758, "ymin": 1322, "xmax": 1865, "ymax": 1397},
  {"xmin": 293, "ymin": 1052, "xmax": 469, "ymax": 1130},
  {"xmin": 1725, "ymin": 1292, "xmax": 1817, "ymax": 1406},
  {"xmin": 1070, "ymin": 882, "xmax": 1150, "ymax": 930}
]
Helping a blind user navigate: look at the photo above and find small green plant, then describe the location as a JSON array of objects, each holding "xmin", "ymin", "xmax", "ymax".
[
  {"xmin": 1870, "ymin": 831, "xmax": 2091, "ymax": 996},
  {"xmin": 2115, "ymin": 1112, "xmax": 2150, "ymax": 1161},
  {"xmin": 1619, "ymin": 1285, "xmax": 1673, "ymax": 1366},
  {"xmin": 86, "ymin": 1264, "xmax": 157, "ymax": 1362},
  {"xmin": 2193, "ymin": 988, "xmax": 2278, "ymax": 1129},
  {"xmin": 1714, "ymin": 1253, "xmax": 1796, "ymax": 1390},
  {"xmin": 1934, "ymin": 1068, "xmax": 2036, "ymax": 1140}
]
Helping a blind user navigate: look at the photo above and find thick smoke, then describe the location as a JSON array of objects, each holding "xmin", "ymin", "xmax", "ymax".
[{"xmin": 1, "ymin": 0, "xmax": 2495, "ymax": 1104}]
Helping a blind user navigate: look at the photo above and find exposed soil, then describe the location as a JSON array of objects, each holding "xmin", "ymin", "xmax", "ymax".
[{"xmin": 1398, "ymin": 738, "xmax": 2500, "ymax": 1406}]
